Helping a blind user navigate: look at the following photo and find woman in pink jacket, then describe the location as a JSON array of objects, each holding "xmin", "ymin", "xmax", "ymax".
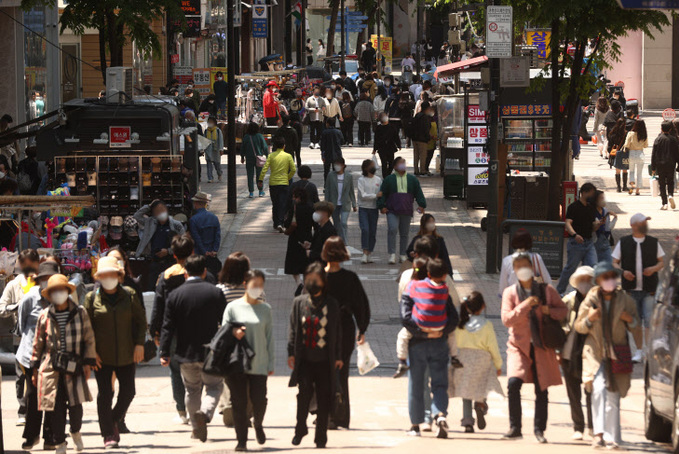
[{"xmin": 501, "ymin": 253, "xmax": 567, "ymax": 444}]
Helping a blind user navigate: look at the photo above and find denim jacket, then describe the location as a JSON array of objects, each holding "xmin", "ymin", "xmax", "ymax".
[{"xmin": 16, "ymin": 286, "xmax": 49, "ymax": 368}]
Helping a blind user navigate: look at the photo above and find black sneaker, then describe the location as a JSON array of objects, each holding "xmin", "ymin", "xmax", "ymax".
[
  {"xmin": 255, "ymin": 425, "xmax": 266, "ymax": 445},
  {"xmin": 21, "ymin": 437, "xmax": 40, "ymax": 450},
  {"xmin": 292, "ymin": 429, "xmax": 307, "ymax": 446},
  {"xmin": 117, "ymin": 420, "xmax": 131, "ymax": 434},
  {"xmin": 464, "ymin": 425, "xmax": 475, "ymax": 433},
  {"xmin": 503, "ymin": 428, "xmax": 523, "ymax": 440},
  {"xmin": 435, "ymin": 414, "xmax": 448, "ymax": 439},
  {"xmin": 393, "ymin": 362, "xmax": 409, "ymax": 378},
  {"xmin": 474, "ymin": 401, "xmax": 488, "ymax": 430},
  {"xmin": 406, "ymin": 425, "xmax": 421, "ymax": 437},
  {"xmin": 450, "ymin": 356, "xmax": 464, "ymax": 368},
  {"xmin": 194, "ymin": 411, "xmax": 208, "ymax": 442},
  {"xmin": 235, "ymin": 442, "xmax": 248, "ymax": 451},
  {"xmin": 535, "ymin": 430, "xmax": 548, "ymax": 444}
]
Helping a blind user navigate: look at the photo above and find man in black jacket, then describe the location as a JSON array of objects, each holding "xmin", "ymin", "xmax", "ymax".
[
  {"xmin": 373, "ymin": 114, "xmax": 401, "ymax": 177},
  {"xmin": 411, "ymin": 101, "xmax": 433, "ymax": 175},
  {"xmin": 651, "ymin": 121, "xmax": 679, "ymax": 210},
  {"xmin": 274, "ymin": 114, "xmax": 301, "ymax": 168},
  {"xmin": 320, "ymin": 118, "xmax": 344, "ymax": 182},
  {"xmin": 160, "ymin": 255, "xmax": 227, "ymax": 442}
]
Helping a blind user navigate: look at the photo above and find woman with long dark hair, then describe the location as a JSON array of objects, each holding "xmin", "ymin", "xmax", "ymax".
[
  {"xmin": 593, "ymin": 97, "xmax": 609, "ymax": 158},
  {"xmin": 284, "ymin": 188, "xmax": 314, "ymax": 286},
  {"xmin": 608, "ymin": 118, "xmax": 628, "ymax": 192},
  {"xmin": 405, "ymin": 214, "xmax": 453, "ymax": 277},
  {"xmin": 625, "ymin": 119, "xmax": 648, "ymax": 196}
]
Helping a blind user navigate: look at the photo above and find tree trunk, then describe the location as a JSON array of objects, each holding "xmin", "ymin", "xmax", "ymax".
[
  {"xmin": 547, "ymin": 19, "xmax": 563, "ymax": 221},
  {"xmin": 98, "ymin": 25, "xmax": 108, "ymax": 85},
  {"xmin": 326, "ymin": 0, "xmax": 339, "ymax": 57}
]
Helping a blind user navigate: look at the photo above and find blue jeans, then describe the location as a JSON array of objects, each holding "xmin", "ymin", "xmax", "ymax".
[
  {"xmin": 629, "ymin": 290, "xmax": 655, "ymax": 328},
  {"xmin": 358, "ymin": 207, "xmax": 378, "ymax": 252},
  {"xmin": 557, "ymin": 238, "xmax": 597, "ymax": 294},
  {"xmin": 387, "ymin": 212, "xmax": 412, "ymax": 255},
  {"xmin": 594, "ymin": 233, "xmax": 612, "ymax": 264},
  {"xmin": 206, "ymin": 156, "xmax": 222, "ymax": 181},
  {"xmin": 407, "ymin": 338, "xmax": 449, "ymax": 425},
  {"xmin": 332, "ymin": 209, "xmax": 350, "ymax": 244}
]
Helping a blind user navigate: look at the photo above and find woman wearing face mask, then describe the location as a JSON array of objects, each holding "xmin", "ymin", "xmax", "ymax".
[
  {"xmin": 560, "ymin": 266, "xmax": 595, "ymax": 441},
  {"xmin": 83, "ymin": 257, "xmax": 147, "ymax": 449},
  {"xmin": 284, "ymin": 188, "xmax": 314, "ymax": 287},
  {"xmin": 31, "ymin": 273, "xmax": 96, "ymax": 454},
  {"xmin": 498, "ymin": 229, "xmax": 552, "ymax": 298},
  {"xmin": 501, "ymin": 253, "xmax": 567, "ymax": 443},
  {"xmin": 288, "ymin": 262, "xmax": 342, "ymax": 448},
  {"xmin": 593, "ymin": 190, "xmax": 617, "ymax": 264},
  {"xmin": 198, "ymin": 94, "xmax": 218, "ymax": 118},
  {"xmin": 574, "ymin": 261, "xmax": 639, "ymax": 449},
  {"xmin": 339, "ymin": 92, "xmax": 355, "ymax": 146},
  {"xmin": 107, "ymin": 247, "xmax": 143, "ymax": 297},
  {"xmin": 323, "ymin": 88, "xmax": 342, "ymax": 125},
  {"xmin": 373, "ymin": 113, "xmax": 401, "ymax": 177},
  {"xmin": 240, "ymin": 121, "xmax": 269, "ymax": 198},
  {"xmin": 358, "ymin": 159, "xmax": 382, "ymax": 263},
  {"xmin": 324, "ymin": 157, "xmax": 356, "ymax": 244},
  {"xmin": 404, "ymin": 214, "xmax": 453, "ymax": 276},
  {"xmin": 307, "ymin": 201, "xmax": 338, "ymax": 263},
  {"xmin": 223, "ymin": 270, "xmax": 274, "ymax": 452},
  {"xmin": 204, "ymin": 116, "xmax": 224, "ymax": 183}
]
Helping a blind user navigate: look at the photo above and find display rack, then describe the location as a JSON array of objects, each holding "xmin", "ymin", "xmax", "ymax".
[{"xmin": 504, "ymin": 118, "xmax": 553, "ymax": 171}]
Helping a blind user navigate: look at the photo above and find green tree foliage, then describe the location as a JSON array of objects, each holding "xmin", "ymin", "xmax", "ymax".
[{"xmin": 21, "ymin": 0, "xmax": 183, "ymax": 84}]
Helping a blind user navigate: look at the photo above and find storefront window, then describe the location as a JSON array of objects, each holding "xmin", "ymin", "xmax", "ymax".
[{"xmin": 24, "ymin": 7, "xmax": 48, "ymax": 121}]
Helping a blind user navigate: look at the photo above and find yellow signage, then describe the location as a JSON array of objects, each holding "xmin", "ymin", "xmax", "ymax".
[
  {"xmin": 525, "ymin": 29, "xmax": 551, "ymax": 59},
  {"xmin": 370, "ymin": 35, "xmax": 393, "ymax": 74}
]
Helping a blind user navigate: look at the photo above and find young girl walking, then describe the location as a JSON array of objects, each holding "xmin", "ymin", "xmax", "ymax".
[{"xmin": 451, "ymin": 292, "xmax": 503, "ymax": 433}]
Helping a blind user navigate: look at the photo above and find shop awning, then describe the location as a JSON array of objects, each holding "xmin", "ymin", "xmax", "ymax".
[{"xmin": 434, "ymin": 56, "xmax": 488, "ymax": 80}]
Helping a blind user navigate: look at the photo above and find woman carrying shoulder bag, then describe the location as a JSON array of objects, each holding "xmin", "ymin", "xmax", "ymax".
[
  {"xmin": 608, "ymin": 118, "xmax": 628, "ymax": 192},
  {"xmin": 240, "ymin": 122, "xmax": 269, "ymax": 198}
]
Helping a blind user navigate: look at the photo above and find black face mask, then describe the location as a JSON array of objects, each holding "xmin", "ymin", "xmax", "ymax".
[
  {"xmin": 586, "ymin": 196, "xmax": 595, "ymax": 205},
  {"xmin": 305, "ymin": 281, "xmax": 322, "ymax": 296},
  {"xmin": 22, "ymin": 267, "xmax": 37, "ymax": 276},
  {"xmin": 368, "ymin": 167, "xmax": 376, "ymax": 175}
]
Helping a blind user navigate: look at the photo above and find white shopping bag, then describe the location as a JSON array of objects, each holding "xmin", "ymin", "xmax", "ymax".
[
  {"xmin": 372, "ymin": 153, "xmax": 381, "ymax": 171},
  {"xmin": 356, "ymin": 342, "xmax": 380, "ymax": 375},
  {"xmin": 651, "ymin": 177, "xmax": 660, "ymax": 198}
]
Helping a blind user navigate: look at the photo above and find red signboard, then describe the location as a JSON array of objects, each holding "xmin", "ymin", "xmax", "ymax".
[
  {"xmin": 170, "ymin": 54, "xmax": 180, "ymax": 64},
  {"xmin": 468, "ymin": 125, "xmax": 488, "ymax": 144},
  {"xmin": 562, "ymin": 181, "xmax": 578, "ymax": 222},
  {"xmin": 467, "ymin": 105, "xmax": 487, "ymax": 124},
  {"xmin": 109, "ymin": 126, "xmax": 131, "ymax": 148}
]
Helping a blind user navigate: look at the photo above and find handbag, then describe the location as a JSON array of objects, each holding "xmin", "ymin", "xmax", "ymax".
[
  {"xmin": 610, "ymin": 344, "xmax": 633, "ymax": 374},
  {"xmin": 143, "ymin": 338, "xmax": 158, "ymax": 363},
  {"xmin": 537, "ymin": 283, "xmax": 567, "ymax": 350},
  {"xmin": 249, "ymin": 136, "xmax": 267, "ymax": 168}
]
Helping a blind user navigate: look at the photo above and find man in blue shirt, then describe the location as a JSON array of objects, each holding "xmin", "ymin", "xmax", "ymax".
[{"xmin": 189, "ymin": 192, "xmax": 221, "ymax": 273}]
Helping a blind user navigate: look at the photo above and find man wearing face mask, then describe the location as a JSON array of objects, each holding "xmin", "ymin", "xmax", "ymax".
[
  {"xmin": 319, "ymin": 118, "xmax": 344, "ymax": 182},
  {"xmin": 305, "ymin": 87, "xmax": 327, "ymax": 149},
  {"xmin": 373, "ymin": 113, "xmax": 401, "ymax": 178},
  {"xmin": 611, "ymin": 213, "xmax": 664, "ymax": 361},
  {"xmin": 574, "ymin": 261, "xmax": 640, "ymax": 449},
  {"xmin": 134, "ymin": 200, "xmax": 186, "ymax": 290},
  {"xmin": 307, "ymin": 201, "xmax": 338, "ymax": 263},
  {"xmin": 0, "ymin": 248, "xmax": 40, "ymax": 426},
  {"xmin": 560, "ymin": 266, "xmax": 595, "ymax": 441},
  {"xmin": 213, "ymin": 71, "xmax": 228, "ymax": 118},
  {"xmin": 377, "ymin": 157, "xmax": 426, "ymax": 264},
  {"xmin": 324, "ymin": 157, "xmax": 356, "ymax": 244},
  {"xmin": 410, "ymin": 102, "xmax": 434, "ymax": 175}
]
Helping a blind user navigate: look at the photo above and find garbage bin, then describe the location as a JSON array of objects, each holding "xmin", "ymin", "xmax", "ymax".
[{"xmin": 508, "ymin": 171, "xmax": 549, "ymax": 220}]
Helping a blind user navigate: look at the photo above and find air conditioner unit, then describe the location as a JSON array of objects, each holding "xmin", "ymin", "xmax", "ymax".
[
  {"xmin": 105, "ymin": 67, "xmax": 134, "ymax": 104},
  {"xmin": 448, "ymin": 13, "xmax": 461, "ymax": 28},
  {"xmin": 448, "ymin": 30, "xmax": 461, "ymax": 45}
]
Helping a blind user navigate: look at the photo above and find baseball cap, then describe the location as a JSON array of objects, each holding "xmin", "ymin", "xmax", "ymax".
[{"xmin": 629, "ymin": 213, "xmax": 651, "ymax": 226}]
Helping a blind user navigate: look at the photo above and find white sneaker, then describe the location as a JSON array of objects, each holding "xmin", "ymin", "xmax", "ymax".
[
  {"xmin": 670, "ymin": 197, "xmax": 676, "ymax": 209},
  {"xmin": 173, "ymin": 412, "xmax": 190, "ymax": 425},
  {"xmin": 388, "ymin": 254, "xmax": 397, "ymax": 264},
  {"xmin": 55, "ymin": 443, "xmax": 67, "ymax": 454},
  {"xmin": 572, "ymin": 431, "xmax": 584, "ymax": 441},
  {"xmin": 661, "ymin": 204, "xmax": 668, "ymax": 211},
  {"xmin": 361, "ymin": 254, "xmax": 369, "ymax": 264},
  {"xmin": 16, "ymin": 416, "xmax": 26, "ymax": 426},
  {"xmin": 632, "ymin": 350, "xmax": 644, "ymax": 363},
  {"xmin": 399, "ymin": 255, "xmax": 408, "ymax": 263},
  {"xmin": 367, "ymin": 254, "xmax": 374, "ymax": 263},
  {"xmin": 71, "ymin": 432, "xmax": 84, "ymax": 452}
]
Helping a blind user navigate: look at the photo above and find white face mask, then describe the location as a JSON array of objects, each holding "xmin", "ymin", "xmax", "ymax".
[
  {"xmin": 312, "ymin": 212, "xmax": 323, "ymax": 223},
  {"xmin": 516, "ymin": 267, "xmax": 534, "ymax": 282},
  {"xmin": 395, "ymin": 163, "xmax": 406, "ymax": 172},
  {"xmin": 426, "ymin": 223, "xmax": 436, "ymax": 232},
  {"xmin": 576, "ymin": 282, "xmax": 593, "ymax": 296},
  {"xmin": 156, "ymin": 212, "xmax": 169, "ymax": 222},
  {"xmin": 50, "ymin": 290, "xmax": 69, "ymax": 305},
  {"xmin": 247, "ymin": 287, "xmax": 264, "ymax": 300},
  {"xmin": 99, "ymin": 277, "xmax": 119, "ymax": 291},
  {"xmin": 600, "ymin": 278, "xmax": 617, "ymax": 293},
  {"xmin": 0, "ymin": 172, "xmax": 5, "ymax": 179}
]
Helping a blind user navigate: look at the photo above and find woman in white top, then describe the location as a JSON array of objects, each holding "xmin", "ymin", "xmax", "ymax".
[
  {"xmin": 593, "ymin": 97, "xmax": 609, "ymax": 158},
  {"xmin": 373, "ymin": 86, "xmax": 388, "ymax": 118},
  {"xmin": 317, "ymin": 39, "xmax": 326, "ymax": 59},
  {"xmin": 624, "ymin": 119, "xmax": 648, "ymax": 196},
  {"xmin": 357, "ymin": 159, "xmax": 382, "ymax": 263},
  {"xmin": 498, "ymin": 229, "xmax": 552, "ymax": 297},
  {"xmin": 323, "ymin": 87, "xmax": 342, "ymax": 124}
]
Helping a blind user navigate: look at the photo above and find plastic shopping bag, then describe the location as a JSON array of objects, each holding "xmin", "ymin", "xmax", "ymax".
[
  {"xmin": 372, "ymin": 153, "xmax": 381, "ymax": 171},
  {"xmin": 356, "ymin": 342, "xmax": 380, "ymax": 375}
]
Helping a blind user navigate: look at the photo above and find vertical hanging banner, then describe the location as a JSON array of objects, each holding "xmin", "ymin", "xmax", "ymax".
[
  {"xmin": 370, "ymin": 35, "xmax": 393, "ymax": 74},
  {"xmin": 252, "ymin": 0, "xmax": 268, "ymax": 38}
]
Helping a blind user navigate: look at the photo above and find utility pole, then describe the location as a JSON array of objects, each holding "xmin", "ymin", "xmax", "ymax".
[
  {"xmin": 485, "ymin": 0, "xmax": 500, "ymax": 273},
  {"xmin": 227, "ymin": 0, "xmax": 237, "ymax": 214},
  {"xmin": 340, "ymin": 0, "xmax": 346, "ymax": 72}
]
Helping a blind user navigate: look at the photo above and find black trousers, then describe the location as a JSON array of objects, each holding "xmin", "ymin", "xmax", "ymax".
[
  {"xmin": 323, "ymin": 161, "xmax": 333, "ymax": 183},
  {"xmin": 22, "ymin": 366, "xmax": 51, "ymax": 443},
  {"xmin": 310, "ymin": 121, "xmax": 323, "ymax": 144},
  {"xmin": 378, "ymin": 151, "xmax": 395, "ymax": 178},
  {"xmin": 16, "ymin": 359, "xmax": 27, "ymax": 417},
  {"xmin": 507, "ymin": 345, "xmax": 548, "ymax": 433},
  {"xmin": 95, "ymin": 364, "xmax": 136, "ymax": 437},
  {"xmin": 658, "ymin": 170, "xmax": 675, "ymax": 205},
  {"xmin": 563, "ymin": 366, "xmax": 592, "ymax": 433},
  {"xmin": 341, "ymin": 118, "xmax": 354, "ymax": 145},
  {"xmin": 265, "ymin": 117, "xmax": 278, "ymax": 126},
  {"xmin": 269, "ymin": 185, "xmax": 289, "ymax": 228},
  {"xmin": 296, "ymin": 360, "xmax": 332, "ymax": 445},
  {"xmin": 425, "ymin": 148, "xmax": 435, "ymax": 173},
  {"xmin": 358, "ymin": 121, "xmax": 372, "ymax": 145},
  {"xmin": 48, "ymin": 376, "xmax": 83, "ymax": 445},
  {"xmin": 225, "ymin": 373, "xmax": 268, "ymax": 444}
]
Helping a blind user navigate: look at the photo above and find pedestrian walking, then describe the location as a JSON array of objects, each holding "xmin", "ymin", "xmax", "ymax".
[
  {"xmin": 31, "ymin": 273, "xmax": 96, "ymax": 454},
  {"xmin": 608, "ymin": 118, "xmax": 629, "ymax": 192},
  {"xmin": 425, "ymin": 112, "xmax": 438, "ymax": 175},
  {"xmin": 223, "ymin": 270, "xmax": 274, "ymax": 452},
  {"xmin": 284, "ymin": 187, "xmax": 314, "ymax": 286},
  {"xmin": 317, "ymin": 39, "xmax": 325, "ymax": 61},
  {"xmin": 213, "ymin": 72, "xmax": 227, "ymax": 118},
  {"xmin": 160, "ymin": 255, "xmax": 227, "ymax": 443},
  {"xmin": 593, "ymin": 190, "xmax": 616, "ymax": 264},
  {"xmin": 319, "ymin": 118, "xmax": 343, "ymax": 182},
  {"xmin": 373, "ymin": 86, "xmax": 388, "ymax": 118},
  {"xmin": 611, "ymin": 213, "xmax": 664, "ymax": 361},
  {"xmin": 574, "ymin": 261, "xmax": 641, "ymax": 449},
  {"xmin": 204, "ymin": 117, "xmax": 224, "ymax": 183},
  {"xmin": 150, "ymin": 235, "xmax": 195, "ymax": 426},
  {"xmin": 306, "ymin": 39, "xmax": 314, "ymax": 66},
  {"xmin": 377, "ymin": 157, "xmax": 426, "ymax": 264},
  {"xmin": 305, "ymin": 87, "xmax": 327, "ymax": 149},
  {"xmin": 625, "ymin": 119, "xmax": 648, "ymax": 195},
  {"xmin": 340, "ymin": 92, "xmax": 355, "ymax": 146},
  {"xmin": 288, "ymin": 262, "xmax": 342, "ymax": 449},
  {"xmin": 258, "ymin": 135, "xmax": 296, "ymax": 232},
  {"xmin": 274, "ymin": 114, "xmax": 300, "ymax": 168},
  {"xmin": 499, "ymin": 229, "xmax": 552, "ymax": 297},
  {"xmin": 354, "ymin": 93, "xmax": 375, "ymax": 146},
  {"xmin": 83, "ymin": 256, "xmax": 147, "ymax": 449},
  {"xmin": 361, "ymin": 41, "xmax": 376, "ymax": 72},
  {"xmin": 501, "ymin": 252, "xmax": 567, "ymax": 443},
  {"xmin": 217, "ymin": 251, "xmax": 250, "ymax": 305},
  {"xmin": 17, "ymin": 261, "xmax": 57, "ymax": 450},
  {"xmin": 405, "ymin": 214, "xmax": 453, "ymax": 277},
  {"xmin": 411, "ymin": 101, "xmax": 434, "ymax": 175},
  {"xmin": 358, "ymin": 159, "xmax": 382, "ymax": 263},
  {"xmin": 307, "ymin": 201, "xmax": 338, "ymax": 263},
  {"xmin": 240, "ymin": 122, "xmax": 269, "ymax": 198},
  {"xmin": 373, "ymin": 113, "xmax": 401, "ymax": 177},
  {"xmin": 561, "ymin": 266, "xmax": 594, "ymax": 441},
  {"xmin": 651, "ymin": 121, "xmax": 679, "ymax": 210},
  {"xmin": 288, "ymin": 165, "xmax": 320, "ymax": 206},
  {"xmin": 556, "ymin": 183, "xmax": 598, "ymax": 294},
  {"xmin": 593, "ymin": 97, "xmax": 609, "ymax": 159},
  {"xmin": 263, "ymin": 81, "xmax": 281, "ymax": 126},
  {"xmin": 323, "ymin": 87, "xmax": 342, "ymax": 125},
  {"xmin": 189, "ymin": 192, "xmax": 221, "ymax": 274},
  {"xmin": 453, "ymin": 291, "xmax": 503, "ymax": 433},
  {"xmin": 324, "ymin": 157, "xmax": 356, "ymax": 244},
  {"xmin": 322, "ymin": 237, "xmax": 371, "ymax": 428}
]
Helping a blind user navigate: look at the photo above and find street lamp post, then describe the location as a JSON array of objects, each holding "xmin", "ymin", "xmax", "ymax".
[
  {"xmin": 227, "ymin": 0, "xmax": 237, "ymax": 213},
  {"xmin": 340, "ymin": 0, "xmax": 346, "ymax": 72}
]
